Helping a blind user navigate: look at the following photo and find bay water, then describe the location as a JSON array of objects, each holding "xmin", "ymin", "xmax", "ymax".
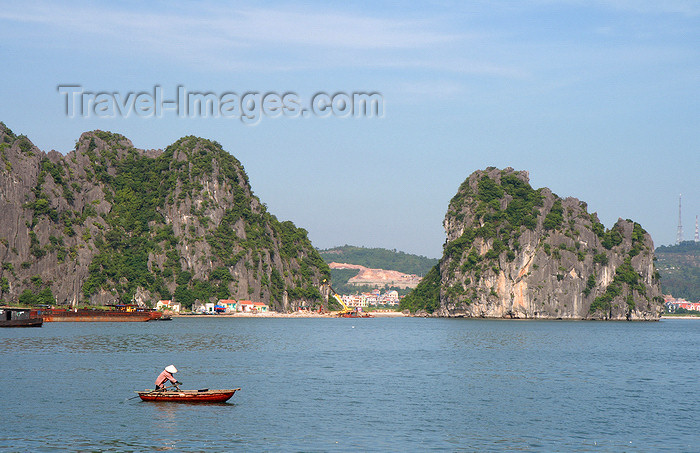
[{"xmin": 1, "ymin": 317, "xmax": 698, "ymax": 451}]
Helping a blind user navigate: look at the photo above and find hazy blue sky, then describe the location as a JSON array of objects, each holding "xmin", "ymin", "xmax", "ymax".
[{"xmin": 1, "ymin": 0, "xmax": 698, "ymax": 258}]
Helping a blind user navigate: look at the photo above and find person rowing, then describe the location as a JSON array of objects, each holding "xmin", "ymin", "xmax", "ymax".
[{"xmin": 155, "ymin": 365, "xmax": 182, "ymax": 391}]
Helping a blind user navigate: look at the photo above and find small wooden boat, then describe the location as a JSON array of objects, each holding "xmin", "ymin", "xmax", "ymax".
[{"xmin": 136, "ymin": 388, "xmax": 240, "ymax": 403}]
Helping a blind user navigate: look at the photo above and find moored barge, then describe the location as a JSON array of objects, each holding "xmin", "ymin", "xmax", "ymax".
[
  {"xmin": 38, "ymin": 304, "xmax": 162, "ymax": 322},
  {"xmin": 0, "ymin": 307, "xmax": 43, "ymax": 327}
]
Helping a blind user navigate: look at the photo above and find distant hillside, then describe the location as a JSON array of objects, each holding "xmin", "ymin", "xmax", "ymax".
[
  {"xmin": 318, "ymin": 245, "xmax": 438, "ymax": 295},
  {"xmin": 318, "ymin": 245, "xmax": 438, "ymax": 275},
  {"xmin": 655, "ymin": 241, "xmax": 700, "ymax": 301}
]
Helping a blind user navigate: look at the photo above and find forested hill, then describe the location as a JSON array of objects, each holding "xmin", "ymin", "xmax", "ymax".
[
  {"xmin": 318, "ymin": 245, "xmax": 438, "ymax": 276},
  {"xmin": 0, "ymin": 123, "xmax": 329, "ymax": 311},
  {"xmin": 655, "ymin": 241, "xmax": 700, "ymax": 301}
]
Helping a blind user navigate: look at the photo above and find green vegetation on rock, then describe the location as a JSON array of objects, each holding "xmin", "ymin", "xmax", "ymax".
[
  {"xmin": 589, "ymin": 258, "xmax": 646, "ymax": 315},
  {"xmin": 399, "ymin": 265, "xmax": 441, "ymax": 313}
]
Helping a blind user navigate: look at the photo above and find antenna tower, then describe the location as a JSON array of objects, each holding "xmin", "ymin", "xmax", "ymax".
[
  {"xmin": 695, "ymin": 215, "xmax": 699, "ymax": 243},
  {"xmin": 676, "ymin": 194, "xmax": 683, "ymax": 244}
]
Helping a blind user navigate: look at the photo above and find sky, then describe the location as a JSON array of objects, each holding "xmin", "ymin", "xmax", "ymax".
[{"xmin": 0, "ymin": 0, "xmax": 698, "ymax": 258}]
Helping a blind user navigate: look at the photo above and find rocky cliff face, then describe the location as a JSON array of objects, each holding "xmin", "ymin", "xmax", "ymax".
[
  {"xmin": 0, "ymin": 122, "xmax": 329, "ymax": 310},
  {"xmin": 401, "ymin": 167, "xmax": 662, "ymax": 320}
]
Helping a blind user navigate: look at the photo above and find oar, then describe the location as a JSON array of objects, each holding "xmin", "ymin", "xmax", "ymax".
[{"xmin": 127, "ymin": 383, "xmax": 178, "ymax": 400}]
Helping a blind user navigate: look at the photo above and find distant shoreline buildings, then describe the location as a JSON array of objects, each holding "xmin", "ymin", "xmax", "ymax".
[
  {"xmin": 663, "ymin": 295, "xmax": 700, "ymax": 312},
  {"xmin": 156, "ymin": 299, "xmax": 269, "ymax": 314},
  {"xmin": 342, "ymin": 289, "xmax": 401, "ymax": 308}
]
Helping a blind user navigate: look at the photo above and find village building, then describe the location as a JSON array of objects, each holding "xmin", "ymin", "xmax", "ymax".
[
  {"xmin": 218, "ymin": 299, "xmax": 238, "ymax": 313},
  {"xmin": 156, "ymin": 299, "xmax": 181, "ymax": 313},
  {"xmin": 252, "ymin": 302, "xmax": 269, "ymax": 312},
  {"xmin": 191, "ymin": 301, "xmax": 216, "ymax": 313},
  {"xmin": 341, "ymin": 290, "xmax": 402, "ymax": 308},
  {"xmin": 665, "ymin": 296, "xmax": 700, "ymax": 312},
  {"xmin": 237, "ymin": 300, "xmax": 269, "ymax": 313}
]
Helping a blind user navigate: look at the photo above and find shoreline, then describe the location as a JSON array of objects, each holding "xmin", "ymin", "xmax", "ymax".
[
  {"xmin": 660, "ymin": 315, "xmax": 700, "ymax": 319},
  {"xmin": 172, "ymin": 310, "xmax": 407, "ymax": 318},
  {"xmin": 169, "ymin": 312, "xmax": 700, "ymax": 320}
]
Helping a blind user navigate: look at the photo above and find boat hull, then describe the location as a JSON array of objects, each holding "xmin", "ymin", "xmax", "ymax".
[
  {"xmin": 136, "ymin": 388, "xmax": 240, "ymax": 403},
  {"xmin": 337, "ymin": 312, "xmax": 373, "ymax": 318},
  {"xmin": 0, "ymin": 318, "xmax": 43, "ymax": 327},
  {"xmin": 39, "ymin": 309, "xmax": 161, "ymax": 322},
  {"xmin": 0, "ymin": 308, "xmax": 43, "ymax": 327}
]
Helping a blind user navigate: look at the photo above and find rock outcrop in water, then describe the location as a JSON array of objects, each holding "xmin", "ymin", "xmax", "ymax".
[
  {"xmin": 0, "ymin": 122, "xmax": 329, "ymax": 310},
  {"xmin": 401, "ymin": 167, "xmax": 663, "ymax": 320}
]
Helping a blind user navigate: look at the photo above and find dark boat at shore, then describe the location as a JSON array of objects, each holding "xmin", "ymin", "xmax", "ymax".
[
  {"xmin": 337, "ymin": 311, "xmax": 373, "ymax": 318},
  {"xmin": 0, "ymin": 307, "xmax": 43, "ymax": 327},
  {"xmin": 149, "ymin": 314, "xmax": 173, "ymax": 321},
  {"xmin": 38, "ymin": 304, "xmax": 162, "ymax": 322},
  {"xmin": 136, "ymin": 388, "xmax": 240, "ymax": 403}
]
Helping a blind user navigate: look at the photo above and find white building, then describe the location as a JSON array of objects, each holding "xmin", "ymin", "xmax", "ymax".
[
  {"xmin": 342, "ymin": 294, "xmax": 368, "ymax": 308},
  {"xmin": 156, "ymin": 299, "xmax": 181, "ymax": 313}
]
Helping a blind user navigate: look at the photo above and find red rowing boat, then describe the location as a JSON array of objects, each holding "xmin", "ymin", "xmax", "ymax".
[{"xmin": 136, "ymin": 388, "xmax": 240, "ymax": 403}]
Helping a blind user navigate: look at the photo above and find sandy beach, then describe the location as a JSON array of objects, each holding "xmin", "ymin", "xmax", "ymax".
[{"xmin": 660, "ymin": 315, "xmax": 700, "ymax": 319}]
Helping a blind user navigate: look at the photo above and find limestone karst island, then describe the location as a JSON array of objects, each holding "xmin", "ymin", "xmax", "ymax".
[
  {"xmin": 0, "ymin": 124, "xmax": 663, "ymax": 320},
  {"xmin": 402, "ymin": 167, "xmax": 663, "ymax": 320}
]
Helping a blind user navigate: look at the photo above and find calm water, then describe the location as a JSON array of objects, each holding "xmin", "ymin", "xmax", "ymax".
[{"xmin": 1, "ymin": 318, "xmax": 698, "ymax": 452}]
